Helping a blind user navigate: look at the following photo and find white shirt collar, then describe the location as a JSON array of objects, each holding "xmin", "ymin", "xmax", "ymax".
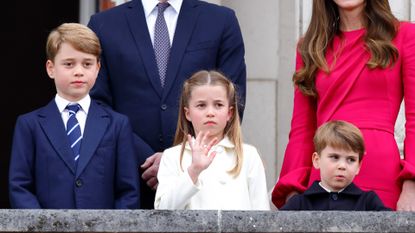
[
  {"xmin": 142, "ymin": 0, "xmax": 182, "ymax": 18},
  {"xmin": 55, "ymin": 94, "xmax": 91, "ymax": 114},
  {"xmin": 318, "ymin": 182, "xmax": 346, "ymax": 193}
]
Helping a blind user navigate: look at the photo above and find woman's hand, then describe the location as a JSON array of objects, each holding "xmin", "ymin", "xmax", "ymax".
[
  {"xmin": 397, "ymin": 179, "xmax": 415, "ymax": 211},
  {"xmin": 187, "ymin": 131, "xmax": 218, "ymax": 184}
]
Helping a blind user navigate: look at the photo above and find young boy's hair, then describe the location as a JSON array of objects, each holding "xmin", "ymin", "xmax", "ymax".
[
  {"xmin": 313, "ymin": 120, "xmax": 365, "ymax": 161},
  {"xmin": 174, "ymin": 70, "xmax": 243, "ymax": 177},
  {"xmin": 46, "ymin": 23, "xmax": 101, "ymax": 61}
]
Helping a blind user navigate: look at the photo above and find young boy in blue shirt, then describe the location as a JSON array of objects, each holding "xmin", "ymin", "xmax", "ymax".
[
  {"xmin": 280, "ymin": 120, "xmax": 390, "ymax": 211},
  {"xmin": 9, "ymin": 23, "xmax": 139, "ymax": 209}
]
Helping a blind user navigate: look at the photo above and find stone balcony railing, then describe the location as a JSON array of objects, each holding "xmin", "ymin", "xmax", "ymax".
[{"xmin": 0, "ymin": 209, "xmax": 414, "ymax": 233}]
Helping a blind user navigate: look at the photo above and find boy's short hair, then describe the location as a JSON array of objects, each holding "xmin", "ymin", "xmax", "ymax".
[
  {"xmin": 314, "ymin": 120, "xmax": 365, "ymax": 161},
  {"xmin": 46, "ymin": 23, "xmax": 101, "ymax": 61}
]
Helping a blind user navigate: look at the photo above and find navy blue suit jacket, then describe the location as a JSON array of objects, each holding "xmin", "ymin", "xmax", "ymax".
[
  {"xmin": 9, "ymin": 99, "xmax": 139, "ymax": 209},
  {"xmin": 280, "ymin": 181, "xmax": 391, "ymax": 211},
  {"xmin": 88, "ymin": 0, "xmax": 246, "ymax": 208}
]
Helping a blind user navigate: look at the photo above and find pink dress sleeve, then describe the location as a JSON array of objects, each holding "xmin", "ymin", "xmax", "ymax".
[
  {"xmin": 400, "ymin": 22, "xmax": 415, "ymax": 180},
  {"xmin": 271, "ymin": 50, "xmax": 317, "ymax": 208}
]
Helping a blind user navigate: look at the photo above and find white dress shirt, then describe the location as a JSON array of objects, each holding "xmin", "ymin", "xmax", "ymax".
[
  {"xmin": 155, "ymin": 136, "xmax": 270, "ymax": 210},
  {"xmin": 55, "ymin": 94, "xmax": 90, "ymax": 135},
  {"xmin": 142, "ymin": 0, "xmax": 183, "ymax": 46}
]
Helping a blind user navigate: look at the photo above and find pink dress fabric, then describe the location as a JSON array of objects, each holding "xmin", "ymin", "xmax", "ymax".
[{"xmin": 272, "ymin": 22, "xmax": 415, "ymax": 210}]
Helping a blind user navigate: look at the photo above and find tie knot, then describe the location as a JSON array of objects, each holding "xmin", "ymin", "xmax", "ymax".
[
  {"xmin": 66, "ymin": 104, "xmax": 81, "ymax": 114},
  {"xmin": 157, "ymin": 2, "xmax": 170, "ymax": 13}
]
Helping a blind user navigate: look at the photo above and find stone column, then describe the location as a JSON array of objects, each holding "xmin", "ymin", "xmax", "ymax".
[{"xmin": 220, "ymin": 0, "xmax": 298, "ymax": 195}]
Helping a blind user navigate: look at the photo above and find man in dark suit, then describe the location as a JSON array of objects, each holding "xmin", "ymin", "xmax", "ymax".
[
  {"xmin": 87, "ymin": 0, "xmax": 246, "ymax": 208},
  {"xmin": 9, "ymin": 23, "xmax": 139, "ymax": 209}
]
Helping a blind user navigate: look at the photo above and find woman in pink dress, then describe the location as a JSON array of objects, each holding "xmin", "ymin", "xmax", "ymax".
[{"xmin": 272, "ymin": 0, "xmax": 415, "ymax": 210}]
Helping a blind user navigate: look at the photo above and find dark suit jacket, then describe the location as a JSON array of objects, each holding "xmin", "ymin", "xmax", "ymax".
[
  {"xmin": 9, "ymin": 99, "xmax": 139, "ymax": 209},
  {"xmin": 88, "ymin": 0, "xmax": 246, "ymax": 208},
  {"xmin": 279, "ymin": 181, "xmax": 391, "ymax": 211}
]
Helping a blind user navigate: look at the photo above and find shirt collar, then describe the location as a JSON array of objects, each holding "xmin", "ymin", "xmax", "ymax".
[
  {"xmin": 55, "ymin": 94, "xmax": 91, "ymax": 114},
  {"xmin": 142, "ymin": 0, "xmax": 182, "ymax": 18},
  {"xmin": 318, "ymin": 182, "xmax": 346, "ymax": 193},
  {"xmin": 304, "ymin": 181, "xmax": 363, "ymax": 196}
]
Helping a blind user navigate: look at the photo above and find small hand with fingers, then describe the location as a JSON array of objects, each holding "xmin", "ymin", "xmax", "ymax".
[{"xmin": 187, "ymin": 131, "xmax": 218, "ymax": 184}]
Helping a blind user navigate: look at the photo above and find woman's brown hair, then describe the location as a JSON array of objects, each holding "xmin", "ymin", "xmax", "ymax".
[{"xmin": 294, "ymin": 0, "xmax": 399, "ymax": 97}]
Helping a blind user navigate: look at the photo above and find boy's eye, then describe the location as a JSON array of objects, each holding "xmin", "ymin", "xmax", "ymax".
[
  {"xmin": 83, "ymin": 62, "xmax": 93, "ymax": 68},
  {"xmin": 63, "ymin": 62, "xmax": 73, "ymax": 67},
  {"xmin": 329, "ymin": 155, "xmax": 339, "ymax": 160},
  {"xmin": 347, "ymin": 157, "xmax": 357, "ymax": 163}
]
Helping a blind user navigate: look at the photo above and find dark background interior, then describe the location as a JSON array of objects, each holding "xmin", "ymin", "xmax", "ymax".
[{"xmin": 1, "ymin": 1, "xmax": 80, "ymax": 208}]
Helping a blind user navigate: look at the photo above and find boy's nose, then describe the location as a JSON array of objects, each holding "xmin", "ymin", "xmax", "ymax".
[
  {"xmin": 337, "ymin": 160, "xmax": 346, "ymax": 170},
  {"xmin": 74, "ymin": 66, "xmax": 84, "ymax": 76}
]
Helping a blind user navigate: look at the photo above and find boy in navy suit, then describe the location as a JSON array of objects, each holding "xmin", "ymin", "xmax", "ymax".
[
  {"xmin": 280, "ymin": 120, "xmax": 390, "ymax": 211},
  {"xmin": 9, "ymin": 23, "xmax": 139, "ymax": 209}
]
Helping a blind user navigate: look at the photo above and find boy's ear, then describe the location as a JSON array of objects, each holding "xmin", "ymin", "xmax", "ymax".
[
  {"xmin": 46, "ymin": 60, "xmax": 55, "ymax": 79},
  {"xmin": 355, "ymin": 161, "xmax": 362, "ymax": 175},
  {"xmin": 355, "ymin": 151, "xmax": 365, "ymax": 175},
  {"xmin": 96, "ymin": 61, "xmax": 101, "ymax": 72},
  {"xmin": 312, "ymin": 152, "xmax": 320, "ymax": 169}
]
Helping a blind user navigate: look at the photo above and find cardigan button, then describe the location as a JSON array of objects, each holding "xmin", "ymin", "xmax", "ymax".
[{"xmin": 331, "ymin": 193, "xmax": 338, "ymax": 201}]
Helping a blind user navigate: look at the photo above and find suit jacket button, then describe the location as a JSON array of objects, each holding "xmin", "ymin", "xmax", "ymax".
[
  {"xmin": 75, "ymin": 179, "xmax": 83, "ymax": 187},
  {"xmin": 161, "ymin": 104, "xmax": 167, "ymax": 110}
]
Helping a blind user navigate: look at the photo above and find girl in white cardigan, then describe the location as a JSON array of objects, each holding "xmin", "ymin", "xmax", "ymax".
[{"xmin": 154, "ymin": 70, "xmax": 270, "ymax": 210}]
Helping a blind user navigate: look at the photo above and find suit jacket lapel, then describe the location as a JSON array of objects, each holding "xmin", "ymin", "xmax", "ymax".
[
  {"xmin": 126, "ymin": 0, "xmax": 163, "ymax": 97},
  {"xmin": 162, "ymin": 0, "xmax": 200, "ymax": 98},
  {"xmin": 38, "ymin": 100, "xmax": 76, "ymax": 174},
  {"xmin": 76, "ymin": 101, "xmax": 109, "ymax": 177}
]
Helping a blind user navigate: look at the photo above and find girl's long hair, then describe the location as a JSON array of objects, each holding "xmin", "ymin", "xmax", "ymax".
[
  {"xmin": 174, "ymin": 70, "xmax": 243, "ymax": 177},
  {"xmin": 294, "ymin": 0, "xmax": 399, "ymax": 97}
]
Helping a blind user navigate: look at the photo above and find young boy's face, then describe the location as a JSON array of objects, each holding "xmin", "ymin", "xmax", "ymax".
[
  {"xmin": 312, "ymin": 145, "xmax": 361, "ymax": 192},
  {"xmin": 46, "ymin": 42, "xmax": 100, "ymax": 102}
]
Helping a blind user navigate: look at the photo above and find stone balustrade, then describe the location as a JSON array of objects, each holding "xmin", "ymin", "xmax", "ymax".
[{"xmin": 0, "ymin": 209, "xmax": 414, "ymax": 232}]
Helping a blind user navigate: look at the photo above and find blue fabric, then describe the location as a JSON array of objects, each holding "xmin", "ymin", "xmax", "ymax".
[
  {"xmin": 9, "ymin": 100, "xmax": 140, "ymax": 209},
  {"xmin": 66, "ymin": 104, "xmax": 82, "ymax": 161}
]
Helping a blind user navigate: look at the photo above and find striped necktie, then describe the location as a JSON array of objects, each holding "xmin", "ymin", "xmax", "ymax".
[{"xmin": 66, "ymin": 104, "xmax": 82, "ymax": 161}]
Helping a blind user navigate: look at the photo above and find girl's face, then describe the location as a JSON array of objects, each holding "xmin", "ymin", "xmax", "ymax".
[
  {"xmin": 46, "ymin": 42, "xmax": 100, "ymax": 102},
  {"xmin": 184, "ymin": 84, "xmax": 233, "ymax": 142}
]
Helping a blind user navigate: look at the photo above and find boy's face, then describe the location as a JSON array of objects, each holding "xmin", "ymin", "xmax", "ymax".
[
  {"xmin": 46, "ymin": 42, "xmax": 100, "ymax": 102},
  {"xmin": 312, "ymin": 145, "xmax": 361, "ymax": 192}
]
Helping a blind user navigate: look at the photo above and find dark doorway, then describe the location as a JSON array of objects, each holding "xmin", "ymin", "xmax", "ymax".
[{"xmin": 2, "ymin": 1, "xmax": 80, "ymax": 208}]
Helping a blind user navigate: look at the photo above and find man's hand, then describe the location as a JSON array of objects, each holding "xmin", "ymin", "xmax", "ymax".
[{"xmin": 140, "ymin": 152, "xmax": 163, "ymax": 190}]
